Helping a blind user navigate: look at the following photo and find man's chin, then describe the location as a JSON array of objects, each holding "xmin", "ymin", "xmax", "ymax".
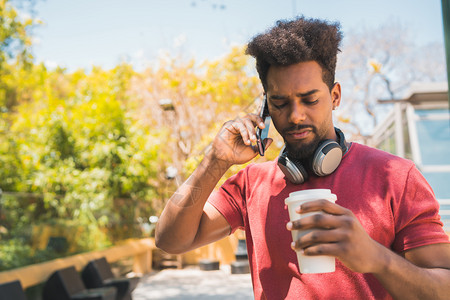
[{"xmin": 285, "ymin": 141, "xmax": 318, "ymax": 161}]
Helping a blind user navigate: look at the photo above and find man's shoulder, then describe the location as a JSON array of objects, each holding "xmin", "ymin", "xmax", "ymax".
[
  {"xmin": 221, "ymin": 159, "xmax": 280, "ymax": 190},
  {"xmin": 244, "ymin": 159, "xmax": 279, "ymax": 175},
  {"xmin": 231, "ymin": 160, "xmax": 280, "ymax": 184},
  {"xmin": 349, "ymin": 142, "xmax": 414, "ymax": 167}
]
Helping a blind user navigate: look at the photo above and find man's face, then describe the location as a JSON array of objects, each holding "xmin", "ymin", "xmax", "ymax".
[{"xmin": 266, "ymin": 61, "xmax": 341, "ymax": 160}]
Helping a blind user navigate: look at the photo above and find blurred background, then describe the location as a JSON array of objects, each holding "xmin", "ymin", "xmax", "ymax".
[{"xmin": 0, "ymin": 0, "xmax": 449, "ymax": 298}]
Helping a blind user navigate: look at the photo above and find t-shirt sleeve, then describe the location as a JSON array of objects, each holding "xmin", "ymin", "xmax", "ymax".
[
  {"xmin": 207, "ymin": 170, "xmax": 247, "ymax": 233},
  {"xmin": 392, "ymin": 164, "xmax": 450, "ymax": 252}
]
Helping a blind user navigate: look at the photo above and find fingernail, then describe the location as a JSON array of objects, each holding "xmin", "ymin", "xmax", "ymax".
[
  {"xmin": 291, "ymin": 242, "xmax": 296, "ymax": 249},
  {"xmin": 286, "ymin": 222, "xmax": 292, "ymax": 230},
  {"xmin": 260, "ymin": 122, "xmax": 265, "ymax": 127}
]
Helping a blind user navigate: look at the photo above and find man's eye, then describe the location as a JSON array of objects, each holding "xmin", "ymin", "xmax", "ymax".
[
  {"xmin": 304, "ymin": 99, "xmax": 319, "ymax": 105},
  {"xmin": 273, "ymin": 103, "xmax": 288, "ymax": 109}
]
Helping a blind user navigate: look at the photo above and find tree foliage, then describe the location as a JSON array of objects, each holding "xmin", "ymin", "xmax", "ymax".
[
  {"xmin": 0, "ymin": 63, "xmax": 164, "ymax": 267},
  {"xmin": 0, "ymin": 47, "xmax": 267, "ymax": 269},
  {"xmin": 0, "ymin": 1, "xmax": 268, "ymax": 269},
  {"xmin": 335, "ymin": 21, "xmax": 446, "ymax": 139},
  {"xmin": 0, "ymin": 0, "xmax": 38, "ymax": 111}
]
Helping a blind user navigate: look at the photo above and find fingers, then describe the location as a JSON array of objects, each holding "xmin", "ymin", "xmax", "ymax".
[
  {"xmin": 289, "ymin": 215, "xmax": 350, "ymax": 257},
  {"xmin": 230, "ymin": 119, "xmax": 255, "ymax": 146},
  {"xmin": 291, "ymin": 228, "xmax": 343, "ymax": 253},
  {"xmin": 295, "ymin": 199, "xmax": 350, "ymax": 216},
  {"xmin": 297, "ymin": 241, "xmax": 343, "ymax": 257},
  {"xmin": 287, "ymin": 207, "xmax": 360, "ymax": 258},
  {"xmin": 226, "ymin": 113, "xmax": 265, "ymax": 146},
  {"xmin": 287, "ymin": 211, "xmax": 342, "ymax": 232},
  {"xmin": 287, "ymin": 200, "xmax": 340, "ymax": 232}
]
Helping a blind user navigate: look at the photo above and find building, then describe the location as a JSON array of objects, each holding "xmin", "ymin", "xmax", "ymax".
[{"xmin": 369, "ymin": 82, "xmax": 450, "ymax": 230}]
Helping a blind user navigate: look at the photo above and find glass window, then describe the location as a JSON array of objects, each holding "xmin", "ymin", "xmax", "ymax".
[
  {"xmin": 415, "ymin": 109, "xmax": 450, "ymax": 165},
  {"xmin": 421, "ymin": 172, "xmax": 450, "ymax": 225},
  {"xmin": 422, "ymin": 172, "xmax": 450, "ymax": 199}
]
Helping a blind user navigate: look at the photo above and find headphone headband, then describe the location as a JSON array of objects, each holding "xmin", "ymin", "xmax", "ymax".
[{"xmin": 335, "ymin": 127, "xmax": 347, "ymax": 154}]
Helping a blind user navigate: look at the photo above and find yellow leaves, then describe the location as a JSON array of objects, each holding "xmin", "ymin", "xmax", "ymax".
[
  {"xmin": 337, "ymin": 115, "xmax": 351, "ymax": 123},
  {"xmin": 170, "ymin": 78, "xmax": 181, "ymax": 88},
  {"xmin": 368, "ymin": 59, "xmax": 382, "ymax": 73},
  {"xmin": 122, "ymin": 44, "xmax": 262, "ymax": 183},
  {"xmin": 1, "ymin": 17, "xmax": 267, "ymax": 218},
  {"xmin": 0, "ymin": 0, "xmax": 38, "ymax": 70}
]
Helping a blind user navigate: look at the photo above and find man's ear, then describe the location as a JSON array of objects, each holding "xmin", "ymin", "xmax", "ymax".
[{"xmin": 331, "ymin": 82, "xmax": 341, "ymax": 109}]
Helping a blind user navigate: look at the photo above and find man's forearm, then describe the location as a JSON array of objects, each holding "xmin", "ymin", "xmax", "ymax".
[
  {"xmin": 155, "ymin": 151, "xmax": 231, "ymax": 253},
  {"xmin": 373, "ymin": 247, "xmax": 450, "ymax": 300}
]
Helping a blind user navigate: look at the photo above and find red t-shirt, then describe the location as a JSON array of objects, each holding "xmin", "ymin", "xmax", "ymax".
[{"xmin": 208, "ymin": 143, "xmax": 449, "ymax": 300}]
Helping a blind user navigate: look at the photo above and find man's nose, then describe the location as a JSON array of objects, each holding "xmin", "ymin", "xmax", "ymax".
[{"xmin": 288, "ymin": 102, "xmax": 306, "ymax": 124}]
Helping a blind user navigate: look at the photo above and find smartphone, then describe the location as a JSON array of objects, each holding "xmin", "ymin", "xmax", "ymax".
[{"xmin": 256, "ymin": 96, "xmax": 271, "ymax": 156}]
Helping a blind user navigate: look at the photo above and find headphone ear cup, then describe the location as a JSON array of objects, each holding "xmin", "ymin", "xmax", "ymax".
[
  {"xmin": 277, "ymin": 148, "xmax": 308, "ymax": 184},
  {"xmin": 311, "ymin": 140, "xmax": 343, "ymax": 176}
]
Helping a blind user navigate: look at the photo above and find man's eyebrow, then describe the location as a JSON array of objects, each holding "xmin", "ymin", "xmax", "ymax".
[
  {"xmin": 296, "ymin": 89, "xmax": 320, "ymax": 97},
  {"xmin": 270, "ymin": 95, "xmax": 288, "ymax": 100},
  {"xmin": 270, "ymin": 89, "xmax": 320, "ymax": 100}
]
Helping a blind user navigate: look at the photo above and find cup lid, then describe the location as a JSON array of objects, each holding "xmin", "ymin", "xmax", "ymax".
[
  {"xmin": 285, "ymin": 190, "xmax": 336, "ymax": 205},
  {"xmin": 289, "ymin": 189, "xmax": 331, "ymax": 198}
]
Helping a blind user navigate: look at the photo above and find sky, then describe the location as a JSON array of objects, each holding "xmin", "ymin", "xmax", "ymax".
[{"xmin": 25, "ymin": 0, "xmax": 445, "ymax": 71}]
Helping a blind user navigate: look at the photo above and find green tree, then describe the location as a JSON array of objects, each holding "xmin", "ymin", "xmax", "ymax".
[
  {"xmin": 0, "ymin": 0, "xmax": 38, "ymax": 111},
  {"xmin": 0, "ymin": 63, "xmax": 165, "ymax": 268}
]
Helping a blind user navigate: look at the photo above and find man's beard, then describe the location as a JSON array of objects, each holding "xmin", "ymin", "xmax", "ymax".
[
  {"xmin": 285, "ymin": 137, "xmax": 321, "ymax": 161},
  {"xmin": 282, "ymin": 125, "xmax": 322, "ymax": 161}
]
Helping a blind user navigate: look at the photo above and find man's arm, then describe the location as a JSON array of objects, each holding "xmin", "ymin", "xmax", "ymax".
[
  {"xmin": 288, "ymin": 200, "xmax": 450, "ymax": 300},
  {"xmin": 155, "ymin": 114, "xmax": 271, "ymax": 254},
  {"xmin": 374, "ymin": 243, "xmax": 450, "ymax": 300},
  {"xmin": 155, "ymin": 152, "xmax": 232, "ymax": 254}
]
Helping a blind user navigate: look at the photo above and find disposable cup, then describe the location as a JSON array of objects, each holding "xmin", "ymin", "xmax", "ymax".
[{"xmin": 285, "ymin": 189, "xmax": 337, "ymax": 274}]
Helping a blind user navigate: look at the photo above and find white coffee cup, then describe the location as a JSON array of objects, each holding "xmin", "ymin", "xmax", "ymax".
[{"xmin": 285, "ymin": 189, "xmax": 337, "ymax": 274}]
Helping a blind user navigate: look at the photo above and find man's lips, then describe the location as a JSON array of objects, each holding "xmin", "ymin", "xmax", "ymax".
[
  {"xmin": 285, "ymin": 128, "xmax": 313, "ymax": 140},
  {"xmin": 286, "ymin": 130, "xmax": 310, "ymax": 139}
]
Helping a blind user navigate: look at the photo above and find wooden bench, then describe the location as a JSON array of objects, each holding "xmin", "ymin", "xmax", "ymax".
[
  {"xmin": 0, "ymin": 238, "xmax": 154, "ymax": 289},
  {"xmin": 42, "ymin": 266, "xmax": 116, "ymax": 300},
  {"xmin": 0, "ymin": 280, "xmax": 27, "ymax": 300},
  {"xmin": 81, "ymin": 257, "xmax": 139, "ymax": 300}
]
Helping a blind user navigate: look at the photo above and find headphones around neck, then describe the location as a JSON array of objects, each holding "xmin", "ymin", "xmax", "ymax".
[{"xmin": 277, "ymin": 127, "xmax": 347, "ymax": 184}]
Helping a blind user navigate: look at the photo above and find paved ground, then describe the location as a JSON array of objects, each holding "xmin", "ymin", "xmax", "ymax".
[{"xmin": 132, "ymin": 265, "xmax": 254, "ymax": 300}]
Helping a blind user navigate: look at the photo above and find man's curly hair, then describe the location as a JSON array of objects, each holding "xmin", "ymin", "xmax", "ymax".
[{"xmin": 246, "ymin": 16, "xmax": 343, "ymax": 91}]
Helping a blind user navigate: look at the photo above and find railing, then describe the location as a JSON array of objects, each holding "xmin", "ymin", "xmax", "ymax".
[
  {"xmin": 439, "ymin": 199, "xmax": 450, "ymax": 230},
  {"xmin": 0, "ymin": 238, "xmax": 155, "ymax": 289}
]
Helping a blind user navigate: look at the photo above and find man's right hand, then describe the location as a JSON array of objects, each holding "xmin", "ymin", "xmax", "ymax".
[
  {"xmin": 211, "ymin": 113, "xmax": 273, "ymax": 166},
  {"xmin": 156, "ymin": 113, "xmax": 272, "ymax": 254}
]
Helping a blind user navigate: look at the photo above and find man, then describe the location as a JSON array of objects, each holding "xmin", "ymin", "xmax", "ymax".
[{"xmin": 155, "ymin": 17, "xmax": 450, "ymax": 299}]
